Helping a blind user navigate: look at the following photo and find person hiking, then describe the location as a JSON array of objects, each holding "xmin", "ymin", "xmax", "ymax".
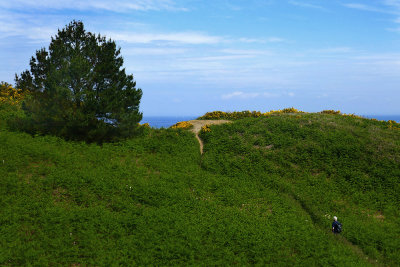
[{"xmin": 332, "ymin": 216, "xmax": 342, "ymax": 234}]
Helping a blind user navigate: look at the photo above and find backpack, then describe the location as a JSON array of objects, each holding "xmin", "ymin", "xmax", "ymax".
[{"xmin": 336, "ymin": 222, "xmax": 342, "ymax": 233}]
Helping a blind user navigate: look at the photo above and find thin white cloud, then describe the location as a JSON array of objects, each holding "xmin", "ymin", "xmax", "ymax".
[
  {"xmin": 317, "ymin": 93, "xmax": 329, "ymax": 99},
  {"xmin": 267, "ymin": 37, "xmax": 285, "ymax": 43},
  {"xmin": 384, "ymin": 0, "xmax": 400, "ymax": 9},
  {"xmin": 181, "ymin": 55, "xmax": 256, "ymax": 62},
  {"xmin": 343, "ymin": 2, "xmax": 400, "ymax": 33},
  {"xmin": 222, "ymin": 91, "xmax": 281, "ymax": 100},
  {"xmin": 222, "ymin": 91, "xmax": 260, "ymax": 100},
  {"xmin": 342, "ymin": 3, "xmax": 397, "ymax": 14},
  {"xmin": 110, "ymin": 33, "xmax": 283, "ymax": 47},
  {"xmin": 288, "ymin": 1, "xmax": 326, "ymax": 10},
  {"xmin": 0, "ymin": 0, "xmax": 188, "ymax": 12},
  {"xmin": 385, "ymin": 0, "xmax": 400, "ymax": 32},
  {"xmin": 314, "ymin": 47, "xmax": 353, "ymax": 54},
  {"xmin": 238, "ymin": 37, "xmax": 285, "ymax": 43},
  {"xmin": 107, "ymin": 32, "xmax": 224, "ymax": 44},
  {"xmin": 0, "ymin": 11, "xmax": 222, "ymax": 45},
  {"xmin": 220, "ymin": 49, "xmax": 273, "ymax": 56},
  {"xmin": 123, "ymin": 47, "xmax": 187, "ymax": 56},
  {"xmin": 0, "ymin": 13, "xmax": 56, "ymax": 42},
  {"xmin": 225, "ymin": 3, "xmax": 242, "ymax": 11},
  {"xmin": 264, "ymin": 92, "xmax": 281, "ymax": 98},
  {"xmin": 352, "ymin": 53, "xmax": 400, "ymax": 60},
  {"xmin": 238, "ymin": 38, "xmax": 263, "ymax": 43},
  {"xmin": 0, "ymin": 7, "xmax": 283, "ymax": 46}
]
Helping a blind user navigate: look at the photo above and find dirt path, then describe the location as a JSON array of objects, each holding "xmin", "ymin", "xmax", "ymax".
[{"xmin": 187, "ymin": 120, "xmax": 231, "ymax": 154}]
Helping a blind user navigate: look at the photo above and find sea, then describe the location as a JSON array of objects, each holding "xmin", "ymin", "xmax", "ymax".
[
  {"xmin": 141, "ymin": 116, "xmax": 199, "ymax": 128},
  {"xmin": 362, "ymin": 115, "xmax": 400, "ymax": 123},
  {"xmin": 141, "ymin": 115, "xmax": 400, "ymax": 129}
]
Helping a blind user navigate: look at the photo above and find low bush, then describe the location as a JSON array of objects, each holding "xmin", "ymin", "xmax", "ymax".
[
  {"xmin": 197, "ymin": 107, "xmax": 303, "ymax": 120},
  {"xmin": 171, "ymin": 121, "xmax": 193, "ymax": 129}
]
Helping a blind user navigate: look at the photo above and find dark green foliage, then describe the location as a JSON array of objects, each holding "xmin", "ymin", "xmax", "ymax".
[
  {"xmin": 1, "ymin": 111, "xmax": 399, "ymax": 265},
  {"xmin": 14, "ymin": 20, "xmax": 142, "ymax": 142},
  {"xmin": 0, "ymin": 102, "xmax": 24, "ymax": 129}
]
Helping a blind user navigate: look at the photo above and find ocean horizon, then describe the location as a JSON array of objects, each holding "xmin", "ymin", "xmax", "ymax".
[
  {"xmin": 362, "ymin": 115, "xmax": 400, "ymax": 123},
  {"xmin": 141, "ymin": 116, "xmax": 199, "ymax": 128},
  {"xmin": 141, "ymin": 114, "xmax": 400, "ymax": 129}
]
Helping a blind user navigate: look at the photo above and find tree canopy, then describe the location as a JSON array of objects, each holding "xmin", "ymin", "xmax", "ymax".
[{"xmin": 15, "ymin": 20, "xmax": 142, "ymax": 142}]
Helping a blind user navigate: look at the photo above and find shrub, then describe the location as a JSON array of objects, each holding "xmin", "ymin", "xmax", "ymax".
[
  {"xmin": 388, "ymin": 120, "xmax": 400, "ymax": 130},
  {"xmin": 139, "ymin": 123, "xmax": 150, "ymax": 128},
  {"xmin": 281, "ymin": 107, "xmax": 300, "ymax": 113},
  {"xmin": 171, "ymin": 121, "xmax": 193, "ymax": 129},
  {"xmin": 0, "ymin": 82, "xmax": 27, "ymax": 106},
  {"xmin": 320, "ymin": 110, "xmax": 341, "ymax": 115},
  {"xmin": 197, "ymin": 108, "xmax": 304, "ymax": 120},
  {"xmin": 201, "ymin": 124, "xmax": 211, "ymax": 133},
  {"xmin": 0, "ymin": 82, "xmax": 28, "ymax": 127}
]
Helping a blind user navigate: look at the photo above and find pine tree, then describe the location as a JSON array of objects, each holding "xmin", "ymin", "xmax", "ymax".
[{"xmin": 15, "ymin": 20, "xmax": 142, "ymax": 142}]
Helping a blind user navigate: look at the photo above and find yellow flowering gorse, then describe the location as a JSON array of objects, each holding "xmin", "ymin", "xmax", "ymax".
[
  {"xmin": 171, "ymin": 121, "xmax": 193, "ymax": 129},
  {"xmin": 197, "ymin": 108, "xmax": 400, "ymax": 131},
  {"xmin": 138, "ymin": 123, "xmax": 150, "ymax": 128},
  {"xmin": 198, "ymin": 107, "xmax": 303, "ymax": 120},
  {"xmin": 201, "ymin": 124, "xmax": 211, "ymax": 133},
  {"xmin": 0, "ymin": 83, "xmax": 26, "ymax": 106},
  {"xmin": 388, "ymin": 120, "xmax": 400, "ymax": 130},
  {"xmin": 320, "ymin": 110, "xmax": 341, "ymax": 115}
]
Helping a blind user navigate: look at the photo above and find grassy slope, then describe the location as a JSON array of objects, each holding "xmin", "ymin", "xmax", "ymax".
[
  {"xmin": 200, "ymin": 113, "xmax": 400, "ymax": 265},
  {"xmin": 0, "ymin": 113, "xmax": 399, "ymax": 266}
]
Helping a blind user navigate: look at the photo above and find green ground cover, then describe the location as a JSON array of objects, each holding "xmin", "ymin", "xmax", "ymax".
[
  {"xmin": 1, "ymin": 110, "xmax": 399, "ymax": 265},
  {"xmin": 200, "ymin": 113, "xmax": 400, "ymax": 265}
]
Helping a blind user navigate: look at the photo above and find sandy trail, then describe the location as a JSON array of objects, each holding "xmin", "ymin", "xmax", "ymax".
[{"xmin": 187, "ymin": 120, "xmax": 231, "ymax": 154}]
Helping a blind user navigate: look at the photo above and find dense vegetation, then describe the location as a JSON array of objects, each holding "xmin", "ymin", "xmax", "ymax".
[
  {"xmin": 200, "ymin": 113, "xmax": 400, "ymax": 265},
  {"xmin": 14, "ymin": 20, "xmax": 142, "ymax": 143},
  {"xmin": 0, "ymin": 83, "xmax": 26, "ymax": 127},
  {"xmin": 197, "ymin": 107, "xmax": 302, "ymax": 120},
  {"xmin": 1, "ymin": 107, "xmax": 399, "ymax": 265},
  {"xmin": 198, "ymin": 108, "xmax": 363, "ymax": 121}
]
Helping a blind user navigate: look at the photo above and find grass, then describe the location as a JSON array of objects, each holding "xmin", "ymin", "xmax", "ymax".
[
  {"xmin": 1, "ymin": 109, "xmax": 399, "ymax": 266},
  {"xmin": 200, "ymin": 113, "xmax": 400, "ymax": 265}
]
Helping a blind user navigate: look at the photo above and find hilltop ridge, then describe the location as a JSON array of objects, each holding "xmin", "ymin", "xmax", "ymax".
[{"xmin": 1, "ymin": 110, "xmax": 399, "ymax": 265}]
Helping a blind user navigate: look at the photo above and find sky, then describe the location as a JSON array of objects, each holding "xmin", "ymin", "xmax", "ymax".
[{"xmin": 1, "ymin": 0, "xmax": 400, "ymax": 116}]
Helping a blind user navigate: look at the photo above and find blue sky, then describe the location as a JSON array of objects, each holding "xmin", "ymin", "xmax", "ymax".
[{"xmin": 1, "ymin": 0, "xmax": 400, "ymax": 116}]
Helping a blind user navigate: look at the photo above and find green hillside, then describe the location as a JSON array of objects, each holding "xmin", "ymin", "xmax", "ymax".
[{"xmin": 1, "ymin": 111, "xmax": 399, "ymax": 266}]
